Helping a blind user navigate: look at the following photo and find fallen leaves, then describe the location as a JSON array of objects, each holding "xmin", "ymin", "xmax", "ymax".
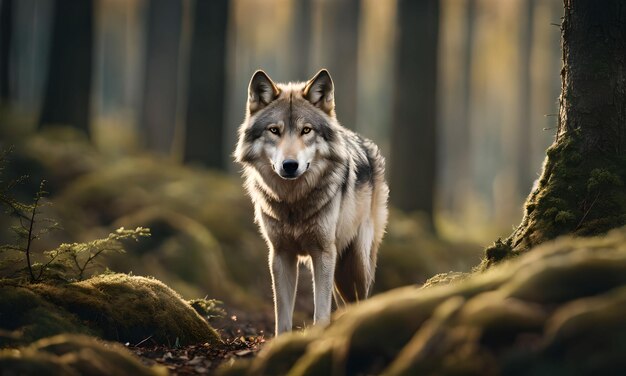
[{"xmin": 128, "ymin": 305, "xmax": 272, "ymax": 375}]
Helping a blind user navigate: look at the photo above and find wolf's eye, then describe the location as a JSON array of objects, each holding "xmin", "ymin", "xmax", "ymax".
[
  {"xmin": 302, "ymin": 127, "xmax": 312, "ymax": 135},
  {"xmin": 268, "ymin": 127, "xmax": 279, "ymax": 135}
]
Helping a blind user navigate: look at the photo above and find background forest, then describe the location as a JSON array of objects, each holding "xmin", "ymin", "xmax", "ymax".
[
  {"xmin": 0, "ymin": 0, "xmax": 564, "ymax": 319},
  {"xmin": 1, "ymin": 0, "xmax": 563, "ymax": 239},
  {"xmin": 4, "ymin": 0, "xmax": 625, "ymax": 375}
]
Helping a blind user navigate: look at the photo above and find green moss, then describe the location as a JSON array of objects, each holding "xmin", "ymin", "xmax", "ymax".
[
  {"xmin": 543, "ymin": 207, "xmax": 559, "ymax": 219},
  {"xmin": 587, "ymin": 168, "xmax": 623, "ymax": 192},
  {"xmin": 483, "ymin": 131, "xmax": 626, "ymax": 265},
  {"xmin": 189, "ymin": 298, "xmax": 226, "ymax": 321},
  {"xmin": 0, "ymin": 274, "xmax": 220, "ymax": 346},
  {"xmin": 566, "ymin": 151, "xmax": 583, "ymax": 166},
  {"xmin": 555, "ymin": 210, "xmax": 576, "ymax": 225},
  {"xmin": 0, "ymin": 285, "xmax": 94, "ymax": 346},
  {"xmin": 0, "ymin": 334, "xmax": 166, "ymax": 376},
  {"xmin": 221, "ymin": 228, "xmax": 626, "ymax": 375},
  {"xmin": 421, "ymin": 272, "xmax": 468, "ymax": 289},
  {"xmin": 246, "ymin": 332, "xmax": 315, "ymax": 376},
  {"xmin": 484, "ymin": 239, "xmax": 513, "ymax": 266},
  {"xmin": 288, "ymin": 343, "xmax": 335, "ymax": 376}
]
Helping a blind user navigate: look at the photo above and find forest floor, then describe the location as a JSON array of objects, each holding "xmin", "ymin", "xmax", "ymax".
[{"xmin": 129, "ymin": 305, "xmax": 273, "ymax": 375}]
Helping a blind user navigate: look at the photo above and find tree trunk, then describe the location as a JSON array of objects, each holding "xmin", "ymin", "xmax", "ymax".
[
  {"xmin": 39, "ymin": 0, "xmax": 93, "ymax": 136},
  {"xmin": 141, "ymin": 0, "xmax": 182, "ymax": 155},
  {"xmin": 182, "ymin": 0, "xmax": 228, "ymax": 169},
  {"xmin": 0, "ymin": 0, "xmax": 12, "ymax": 103},
  {"xmin": 389, "ymin": 0, "xmax": 439, "ymax": 228},
  {"xmin": 450, "ymin": 0, "xmax": 475, "ymax": 212},
  {"xmin": 484, "ymin": 0, "xmax": 626, "ymax": 266},
  {"xmin": 314, "ymin": 0, "xmax": 360, "ymax": 129}
]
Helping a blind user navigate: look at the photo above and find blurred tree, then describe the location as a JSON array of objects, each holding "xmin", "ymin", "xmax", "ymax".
[
  {"xmin": 448, "ymin": 0, "xmax": 476, "ymax": 212},
  {"xmin": 39, "ymin": 0, "xmax": 93, "ymax": 136},
  {"xmin": 290, "ymin": 0, "xmax": 311, "ymax": 79},
  {"xmin": 389, "ymin": 0, "xmax": 439, "ymax": 228},
  {"xmin": 0, "ymin": 0, "xmax": 12, "ymax": 104},
  {"xmin": 516, "ymin": 0, "xmax": 536, "ymax": 195},
  {"xmin": 485, "ymin": 0, "xmax": 626, "ymax": 263},
  {"xmin": 314, "ymin": 0, "xmax": 360, "ymax": 129},
  {"xmin": 183, "ymin": 0, "xmax": 229, "ymax": 169},
  {"xmin": 141, "ymin": 0, "xmax": 182, "ymax": 155}
]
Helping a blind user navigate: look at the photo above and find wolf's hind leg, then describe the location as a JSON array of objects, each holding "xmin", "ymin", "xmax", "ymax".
[
  {"xmin": 270, "ymin": 250, "xmax": 298, "ymax": 336},
  {"xmin": 334, "ymin": 222, "xmax": 375, "ymax": 304}
]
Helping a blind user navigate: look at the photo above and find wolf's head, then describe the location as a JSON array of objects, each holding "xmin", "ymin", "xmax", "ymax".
[{"xmin": 234, "ymin": 69, "xmax": 345, "ymax": 182}]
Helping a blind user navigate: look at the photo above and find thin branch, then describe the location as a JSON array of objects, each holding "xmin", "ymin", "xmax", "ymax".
[
  {"xmin": 79, "ymin": 246, "xmax": 111, "ymax": 280},
  {"xmin": 25, "ymin": 193, "xmax": 40, "ymax": 283},
  {"xmin": 36, "ymin": 248, "xmax": 64, "ymax": 282},
  {"xmin": 575, "ymin": 191, "xmax": 601, "ymax": 231}
]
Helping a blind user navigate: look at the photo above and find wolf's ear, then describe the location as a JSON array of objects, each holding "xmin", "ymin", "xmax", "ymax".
[
  {"xmin": 303, "ymin": 69, "xmax": 334, "ymax": 115},
  {"xmin": 248, "ymin": 70, "xmax": 280, "ymax": 115}
]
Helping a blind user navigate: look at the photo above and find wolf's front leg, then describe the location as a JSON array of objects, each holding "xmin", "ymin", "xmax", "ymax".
[
  {"xmin": 270, "ymin": 250, "xmax": 299, "ymax": 336},
  {"xmin": 310, "ymin": 245, "xmax": 337, "ymax": 325}
]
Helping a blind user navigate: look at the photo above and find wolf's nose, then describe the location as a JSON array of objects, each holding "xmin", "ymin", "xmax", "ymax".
[{"xmin": 283, "ymin": 160, "xmax": 299, "ymax": 174}]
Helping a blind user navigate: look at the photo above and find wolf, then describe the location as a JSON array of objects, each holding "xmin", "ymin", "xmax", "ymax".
[{"xmin": 234, "ymin": 69, "xmax": 389, "ymax": 336}]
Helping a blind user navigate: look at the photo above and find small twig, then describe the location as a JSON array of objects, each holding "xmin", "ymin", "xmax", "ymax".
[
  {"xmin": 36, "ymin": 247, "xmax": 63, "ymax": 281},
  {"xmin": 135, "ymin": 335, "xmax": 154, "ymax": 347},
  {"xmin": 70, "ymin": 252, "xmax": 86, "ymax": 281},
  {"xmin": 575, "ymin": 191, "xmax": 600, "ymax": 231},
  {"xmin": 0, "ymin": 196, "xmax": 30, "ymax": 221},
  {"xmin": 25, "ymin": 194, "xmax": 40, "ymax": 283},
  {"xmin": 78, "ymin": 246, "xmax": 110, "ymax": 280}
]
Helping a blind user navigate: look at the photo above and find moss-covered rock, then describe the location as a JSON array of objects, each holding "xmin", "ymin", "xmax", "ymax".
[
  {"xmin": 0, "ymin": 273, "xmax": 220, "ymax": 346},
  {"xmin": 0, "ymin": 284, "xmax": 94, "ymax": 346},
  {"xmin": 219, "ymin": 227, "xmax": 626, "ymax": 375},
  {"xmin": 0, "ymin": 334, "xmax": 166, "ymax": 376}
]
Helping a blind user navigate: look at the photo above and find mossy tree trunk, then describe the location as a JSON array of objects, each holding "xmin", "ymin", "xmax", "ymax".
[{"xmin": 485, "ymin": 0, "xmax": 626, "ymax": 266}]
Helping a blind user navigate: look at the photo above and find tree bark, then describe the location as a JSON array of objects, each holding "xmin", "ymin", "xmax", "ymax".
[
  {"xmin": 141, "ymin": 0, "xmax": 182, "ymax": 155},
  {"xmin": 39, "ymin": 0, "xmax": 93, "ymax": 136},
  {"xmin": 484, "ymin": 0, "xmax": 626, "ymax": 266},
  {"xmin": 182, "ymin": 0, "xmax": 229, "ymax": 169},
  {"xmin": 0, "ymin": 0, "xmax": 12, "ymax": 103},
  {"xmin": 389, "ymin": 0, "xmax": 439, "ymax": 228}
]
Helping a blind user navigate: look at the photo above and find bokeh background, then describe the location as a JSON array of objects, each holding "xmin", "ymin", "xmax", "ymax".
[{"xmin": 0, "ymin": 0, "xmax": 563, "ymax": 314}]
